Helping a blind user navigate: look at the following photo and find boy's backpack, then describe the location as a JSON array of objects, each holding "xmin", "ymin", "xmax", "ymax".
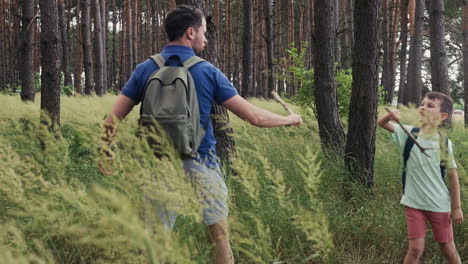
[
  {"xmin": 139, "ymin": 54, "xmax": 206, "ymax": 158},
  {"xmin": 402, "ymin": 127, "xmax": 449, "ymax": 193}
]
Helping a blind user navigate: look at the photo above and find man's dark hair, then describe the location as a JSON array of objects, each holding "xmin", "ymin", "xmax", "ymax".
[
  {"xmin": 164, "ymin": 5, "xmax": 205, "ymax": 42},
  {"xmin": 424, "ymin": 91, "xmax": 453, "ymax": 116}
]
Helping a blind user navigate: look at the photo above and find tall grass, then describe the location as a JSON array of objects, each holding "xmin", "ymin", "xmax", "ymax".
[{"xmin": 0, "ymin": 95, "xmax": 466, "ymax": 263}]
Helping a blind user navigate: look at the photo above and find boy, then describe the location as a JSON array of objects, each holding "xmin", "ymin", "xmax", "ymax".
[{"xmin": 377, "ymin": 92, "xmax": 464, "ymax": 264}]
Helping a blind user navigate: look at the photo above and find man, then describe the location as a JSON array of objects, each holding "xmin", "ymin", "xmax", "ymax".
[{"xmin": 100, "ymin": 5, "xmax": 302, "ymax": 264}]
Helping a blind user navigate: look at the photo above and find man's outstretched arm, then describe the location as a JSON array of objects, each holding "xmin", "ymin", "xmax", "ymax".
[
  {"xmin": 99, "ymin": 95, "xmax": 136, "ymax": 175},
  {"xmin": 222, "ymin": 95, "xmax": 302, "ymax": 128}
]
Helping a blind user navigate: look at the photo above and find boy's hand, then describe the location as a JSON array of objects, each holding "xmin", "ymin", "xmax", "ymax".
[
  {"xmin": 378, "ymin": 108, "xmax": 401, "ymax": 133},
  {"xmin": 452, "ymin": 208, "xmax": 464, "ymax": 225},
  {"xmin": 386, "ymin": 109, "xmax": 401, "ymax": 122}
]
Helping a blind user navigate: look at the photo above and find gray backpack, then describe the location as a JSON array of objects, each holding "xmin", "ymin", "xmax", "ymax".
[{"xmin": 139, "ymin": 54, "xmax": 206, "ymax": 158}]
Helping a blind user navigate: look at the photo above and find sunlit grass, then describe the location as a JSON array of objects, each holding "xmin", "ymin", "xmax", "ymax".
[{"xmin": 0, "ymin": 94, "xmax": 466, "ymax": 263}]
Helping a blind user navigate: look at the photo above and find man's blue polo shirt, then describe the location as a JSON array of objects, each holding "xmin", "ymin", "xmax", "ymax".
[{"xmin": 121, "ymin": 45, "xmax": 238, "ymax": 167}]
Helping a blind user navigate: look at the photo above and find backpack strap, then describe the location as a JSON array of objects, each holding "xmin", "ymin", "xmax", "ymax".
[
  {"xmin": 183, "ymin": 56, "xmax": 205, "ymax": 69},
  {"xmin": 439, "ymin": 132, "xmax": 449, "ymax": 182},
  {"xmin": 150, "ymin": 54, "xmax": 165, "ymax": 68},
  {"xmin": 402, "ymin": 127, "xmax": 420, "ymax": 193}
]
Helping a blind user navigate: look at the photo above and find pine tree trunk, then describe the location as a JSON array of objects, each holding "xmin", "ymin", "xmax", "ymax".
[
  {"xmin": 92, "ymin": 0, "xmax": 105, "ymax": 95},
  {"xmin": 124, "ymin": 0, "xmax": 133, "ymax": 81},
  {"xmin": 408, "ymin": 0, "xmax": 415, "ymax": 36},
  {"xmin": 382, "ymin": 0, "xmax": 392, "ymax": 104},
  {"xmin": 313, "ymin": 0, "xmax": 346, "ymax": 153},
  {"xmin": 398, "ymin": 0, "xmax": 409, "ymax": 105},
  {"xmin": 345, "ymin": 0, "xmax": 380, "ymax": 188},
  {"xmin": 58, "ymin": 0, "xmax": 72, "ymax": 87},
  {"xmin": 241, "ymin": 0, "xmax": 253, "ymax": 97},
  {"xmin": 150, "ymin": 0, "xmax": 158, "ymax": 54},
  {"xmin": 427, "ymin": 0, "xmax": 449, "ymax": 95},
  {"xmin": 405, "ymin": 0, "xmax": 424, "ymax": 106},
  {"xmin": 388, "ymin": 0, "xmax": 400, "ymax": 105},
  {"xmin": 39, "ymin": 0, "xmax": 62, "ymax": 127},
  {"xmin": 0, "ymin": 0, "xmax": 4, "ymax": 90},
  {"xmin": 265, "ymin": 0, "xmax": 275, "ymax": 98},
  {"xmin": 74, "ymin": 1, "xmax": 83, "ymax": 94},
  {"xmin": 81, "ymin": 0, "xmax": 94, "ymax": 95},
  {"xmin": 100, "ymin": 0, "xmax": 108, "ymax": 91},
  {"xmin": 111, "ymin": 0, "xmax": 117, "ymax": 89},
  {"xmin": 20, "ymin": 0, "xmax": 35, "ymax": 101},
  {"xmin": 464, "ymin": 0, "xmax": 468, "ymax": 126}
]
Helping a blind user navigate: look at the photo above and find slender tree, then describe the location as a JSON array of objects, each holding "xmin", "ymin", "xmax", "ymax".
[
  {"xmin": 405, "ymin": 0, "xmax": 424, "ymax": 106},
  {"xmin": 58, "ymin": 0, "xmax": 72, "ymax": 87},
  {"xmin": 39, "ymin": 0, "xmax": 62, "ymax": 127},
  {"xmin": 92, "ymin": 0, "xmax": 105, "ymax": 95},
  {"xmin": 19, "ymin": 0, "xmax": 35, "ymax": 101},
  {"xmin": 464, "ymin": 0, "xmax": 468, "ymax": 126},
  {"xmin": 313, "ymin": 0, "xmax": 345, "ymax": 152},
  {"xmin": 427, "ymin": 0, "xmax": 449, "ymax": 95},
  {"xmin": 81, "ymin": 0, "xmax": 94, "ymax": 94},
  {"xmin": 74, "ymin": 1, "xmax": 83, "ymax": 94},
  {"xmin": 100, "ymin": 0, "xmax": 108, "ymax": 91},
  {"xmin": 382, "ymin": 0, "xmax": 392, "ymax": 104},
  {"xmin": 345, "ymin": 0, "xmax": 380, "ymax": 188},
  {"xmin": 398, "ymin": 0, "xmax": 409, "ymax": 104},
  {"xmin": 0, "ymin": 0, "xmax": 5, "ymax": 90},
  {"xmin": 124, "ymin": 0, "xmax": 133, "ymax": 81},
  {"xmin": 265, "ymin": 0, "xmax": 275, "ymax": 97},
  {"xmin": 241, "ymin": 0, "xmax": 253, "ymax": 97}
]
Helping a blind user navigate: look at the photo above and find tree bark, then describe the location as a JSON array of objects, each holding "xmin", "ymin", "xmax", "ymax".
[
  {"xmin": 20, "ymin": 0, "xmax": 35, "ymax": 101},
  {"xmin": 0, "ymin": 0, "xmax": 5, "ymax": 90},
  {"xmin": 313, "ymin": 0, "xmax": 346, "ymax": 152},
  {"xmin": 398, "ymin": 0, "xmax": 409, "ymax": 105},
  {"xmin": 124, "ymin": 0, "xmax": 133, "ymax": 81},
  {"xmin": 241, "ymin": 0, "xmax": 253, "ymax": 97},
  {"xmin": 265, "ymin": 0, "xmax": 275, "ymax": 98},
  {"xmin": 100, "ymin": 0, "xmax": 108, "ymax": 92},
  {"xmin": 464, "ymin": 0, "xmax": 468, "ymax": 126},
  {"xmin": 405, "ymin": 0, "xmax": 424, "ymax": 106},
  {"xmin": 58, "ymin": 0, "xmax": 72, "ymax": 87},
  {"xmin": 39, "ymin": 0, "xmax": 62, "ymax": 127},
  {"xmin": 92, "ymin": 0, "xmax": 105, "ymax": 96},
  {"xmin": 81, "ymin": 0, "xmax": 94, "ymax": 95},
  {"xmin": 382, "ymin": 0, "xmax": 392, "ymax": 104},
  {"xmin": 427, "ymin": 0, "xmax": 449, "ymax": 95},
  {"xmin": 345, "ymin": 0, "xmax": 380, "ymax": 188}
]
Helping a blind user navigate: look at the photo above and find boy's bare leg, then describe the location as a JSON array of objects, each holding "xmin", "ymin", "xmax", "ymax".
[
  {"xmin": 207, "ymin": 219, "xmax": 234, "ymax": 264},
  {"xmin": 439, "ymin": 241, "xmax": 461, "ymax": 264},
  {"xmin": 404, "ymin": 238, "xmax": 425, "ymax": 264}
]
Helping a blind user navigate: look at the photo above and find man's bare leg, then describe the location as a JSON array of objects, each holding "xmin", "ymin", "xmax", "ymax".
[{"xmin": 207, "ymin": 219, "xmax": 234, "ymax": 264}]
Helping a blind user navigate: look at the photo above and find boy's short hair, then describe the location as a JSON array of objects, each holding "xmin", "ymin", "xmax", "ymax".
[
  {"xmin": 424, "ymin": 91, "xmax": 453, "ymax": 116},
  {"xmin": 164, "ymin": 5, "xmax": 205, "ymax": 42}
]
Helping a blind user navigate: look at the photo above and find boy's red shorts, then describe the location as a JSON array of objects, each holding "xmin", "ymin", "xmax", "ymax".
[{"xmin": 405, "ymin": 206, "xmax": 453, "ymax": 243}]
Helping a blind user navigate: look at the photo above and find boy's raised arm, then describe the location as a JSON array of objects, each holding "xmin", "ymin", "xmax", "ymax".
[
  {"xmin": 377, "ymin": 109, "xmax": 400, "ymax": 133},
  {"xmin": 448, "ymin": 168, "xmax": 464, "ymax": 225}
]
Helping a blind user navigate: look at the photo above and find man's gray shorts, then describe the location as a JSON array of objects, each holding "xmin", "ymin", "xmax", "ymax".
[{"xmin": 147, "ymin": 159, "xmax": 229, "ymax": 229}]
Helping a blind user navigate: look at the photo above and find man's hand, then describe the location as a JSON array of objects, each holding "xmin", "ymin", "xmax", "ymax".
[
  {"xmin": 452, "ymin": 208, "xmax": 464, "ymax": 225},
  {"xmin": 288, "ymin": 113, "xmax": 303, "ymax": 127},
  {"xmin": 98, "ymin": 146, "xmax": 114, "ymax": 176}
]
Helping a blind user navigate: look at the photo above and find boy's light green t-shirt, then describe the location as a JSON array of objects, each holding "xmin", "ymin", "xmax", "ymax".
[{"xmin": 392, "ymin": 124, "xmax": 457, "ymax": 212}]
